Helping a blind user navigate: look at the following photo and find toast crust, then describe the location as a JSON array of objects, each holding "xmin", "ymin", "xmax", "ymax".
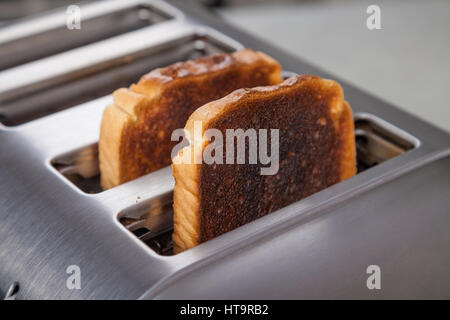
[
  {"xmin": 99, "ymin": 49, "xmax": 283, "ymax": 190},
  {"xmin": 172, "ymin": 75, "xmax": 357, "ymax": 253}
]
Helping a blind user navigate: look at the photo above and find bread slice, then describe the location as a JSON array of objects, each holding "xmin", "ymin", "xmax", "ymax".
[
  {"xmin": 172, "ymin": 75, "xmax": 356, "ymax": 253},
  {"xmin": 99, "ymin": 49, "xmax": 283, "ymax": 189}
]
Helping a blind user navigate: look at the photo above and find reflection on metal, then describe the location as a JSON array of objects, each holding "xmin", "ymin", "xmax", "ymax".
[{"xmin": 4, "ymin": 282, "xmax": 19, "ymax": 300}]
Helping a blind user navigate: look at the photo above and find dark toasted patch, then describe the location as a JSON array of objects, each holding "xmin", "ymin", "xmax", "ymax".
[{"xmin": 197, "ymin": 76, "xmax": 353, "ymax": 242}]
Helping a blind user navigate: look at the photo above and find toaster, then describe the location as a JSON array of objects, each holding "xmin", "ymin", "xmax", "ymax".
[{"xmin": 1, "ymin": 0, "xmax": 450, "ymax": 299}]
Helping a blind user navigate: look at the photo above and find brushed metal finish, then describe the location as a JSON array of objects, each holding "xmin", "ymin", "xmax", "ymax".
[
  {"xmin": 152, "ymin": 153, "xmax": 450, "ymax": 299},
  {"xmin": 0, "ymin": 26, "xmax": 242, "ymax": 126},
  {"xmin": 0, "ymin": 0, "xmax": 184, "ymax": 71},
  {"xmin": 1, "ymin": 0, "xmax": 450, "ymax": 299}
]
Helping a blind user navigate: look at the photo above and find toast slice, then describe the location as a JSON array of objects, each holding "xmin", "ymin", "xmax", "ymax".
[
  {"xmin": 172, "ymin": 75, "xmax": 356, "ymax": 253},
  {"xmin": 99, "ymin": 49, "xmax": 283, "ymax": 189}
]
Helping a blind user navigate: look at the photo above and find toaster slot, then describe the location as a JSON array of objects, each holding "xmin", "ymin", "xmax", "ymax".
[
  {"xmin": 0, "ymin": 33, "xmax": 237, "ymax": 126},
  {"xmin": 119, "ymin": 193, "xmax": 174, "ymax": 256},
  {"xmin": 354, "ymin": 115, "xmax": 418, "ymax": 172},
  {"xmin": 49, "ymin": 35, "xmax": 237, "ymax": 193},
  {"xmin": 115, "ymin": 115, "xmax": 418, "ymax": 256},
  {"xmin": 0, "ymin": 3, "xmax": 173, "ymax": 71},
  {"xmin": 52, "ymin": 114, "xmax": 418, "ymax": 196},
  {"xmin": 51, "ymin": 144, "xmax": 101, "ymax": 194}
]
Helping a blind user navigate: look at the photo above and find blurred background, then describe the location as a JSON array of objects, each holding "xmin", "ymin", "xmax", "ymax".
[{"xmin": 1, "ymin": 0, "xmax": 449, "ymax": 132}]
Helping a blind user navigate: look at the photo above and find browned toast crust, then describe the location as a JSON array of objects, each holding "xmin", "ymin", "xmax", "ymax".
[
  {"xmin": 172, "ymin": 75, "xmax": 357, "ymax": 253},
  {"xmin": 99, "ymin": 49, "xmax": 283, "ymax": 189}
]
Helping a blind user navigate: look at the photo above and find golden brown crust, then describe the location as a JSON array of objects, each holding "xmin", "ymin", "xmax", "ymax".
[
  {"xmin": 172, "ymin": 75, "xmax": 357, "ymax": 253},
  {"xmin": 338, "ymin": 101, "xmax": 357, "ymax": 180},
  {"xmin": 99, "ymin": 49, "xmax": 283, "ymax": 190}
]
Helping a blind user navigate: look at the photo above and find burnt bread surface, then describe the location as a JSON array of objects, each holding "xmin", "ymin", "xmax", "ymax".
[
  {"xmin": 99, "ymin": 49, "xmax": 283, "ymax": 189},
  {"xmin": 172, "ymin": 75, "xmax": 356, "ymax": 253}
]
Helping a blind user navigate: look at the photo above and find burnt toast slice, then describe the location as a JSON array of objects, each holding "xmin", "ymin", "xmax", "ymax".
[
  {"xmin": 99, "ymin": 49, "xmax": 283, "ymax": 189},
  {"xmin": 172, "ymin": 75, "xmax": 356, "ymax": 253}
]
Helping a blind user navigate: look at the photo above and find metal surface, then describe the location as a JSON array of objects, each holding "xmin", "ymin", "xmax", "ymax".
[
  {"xmin": 0, "ymin": 0, "xmax": 450, "ymax": 299},
  {"xmin": 152, "ymin": 153, "xmax": 450, "ymax": 299},
  {"xmin": 0, "ymin": 0, "xmax": 180, "ymax": 71}
]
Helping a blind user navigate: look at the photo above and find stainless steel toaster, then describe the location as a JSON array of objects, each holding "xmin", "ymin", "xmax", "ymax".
[{"xmin": 1, "ymin": 0, "xmax": 449, "ymax": 299}]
